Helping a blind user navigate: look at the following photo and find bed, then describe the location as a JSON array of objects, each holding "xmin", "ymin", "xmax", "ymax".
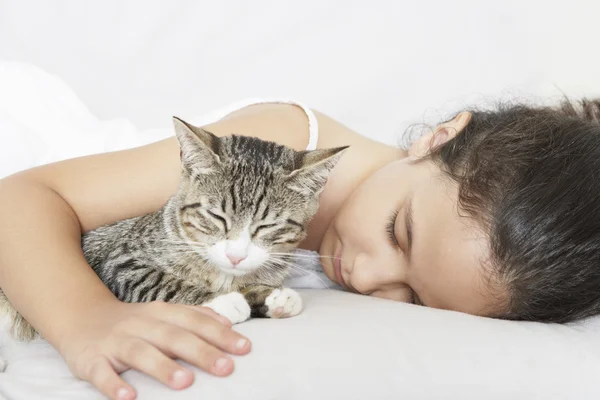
[{"xmin": 1, "ymin": 2, "xmax": 600, "ymax": 398}]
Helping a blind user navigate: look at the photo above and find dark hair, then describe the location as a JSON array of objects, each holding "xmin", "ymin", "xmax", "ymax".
[{"xmin": 427, "ymin": 98, "xmax": 600, "ymax": 323}]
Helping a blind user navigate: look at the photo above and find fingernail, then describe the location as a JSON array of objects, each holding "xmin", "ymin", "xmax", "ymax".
[
  {"xmin": 236, "ymin": 338, "xmax": 248, "ymax": 349},
  {"xmin": 214, "ymin": 357, "xmax": 230, "ymax": 373},
  {"xmin": 116, "ymin": 388, "xmax": 130, "ymax": 400},
  {"xmin": 171, "ymin": 369, "xmax": 189, "ymax": 387}
]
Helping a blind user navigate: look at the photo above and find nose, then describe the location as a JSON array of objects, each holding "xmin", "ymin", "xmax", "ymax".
[
  {"xmin": 226, "ymin": 252, "xmax": 247, "ymax": 266},
  {"xmin": 351, "ymin": 252, "xmax": 405, "ymax": 294}
]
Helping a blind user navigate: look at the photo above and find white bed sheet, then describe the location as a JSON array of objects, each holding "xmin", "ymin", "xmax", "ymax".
[{"xmin": 2, "ymin": 290, "xmax": 600, "ymax": 400}]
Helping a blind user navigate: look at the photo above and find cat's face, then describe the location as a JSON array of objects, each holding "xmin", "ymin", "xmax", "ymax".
[{"xmin": 172, "ymin": 117, "xmax": 346, "ymax": 276}]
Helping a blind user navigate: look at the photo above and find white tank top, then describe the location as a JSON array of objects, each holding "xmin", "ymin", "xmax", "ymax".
[
  {"xmin": 199, "ymin": 98, "xmax": 341, "ymax": 290},
  {"xmin": 192, "ymin": 98, "xmax": 319, "ymax": 150}
]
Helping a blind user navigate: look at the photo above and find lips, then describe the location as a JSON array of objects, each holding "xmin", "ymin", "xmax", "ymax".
[{"xmin": 334, "ymin": 247, "xmax": 346, "ymax": 287}]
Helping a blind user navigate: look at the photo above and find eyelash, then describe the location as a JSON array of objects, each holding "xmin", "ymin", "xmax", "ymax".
[
  {"xmin": 386, "ymin": 210, "xmax": 399, "ymax": 247},
  {"xmin": 410, "ymin": 291, "xmax": 421, "ymax": 306},
  {"xmin": 387, "ymin": 210, "xmax": 422, "ymax": 307}
]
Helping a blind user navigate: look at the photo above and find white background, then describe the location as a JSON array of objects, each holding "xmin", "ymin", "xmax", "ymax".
[{"xmin": 1, "ymin": 0, "xmax": 599, "ymax": 145}]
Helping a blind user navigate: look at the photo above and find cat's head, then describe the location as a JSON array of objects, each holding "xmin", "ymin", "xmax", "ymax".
[{"xmin": 171, "ymin": 117, "xmax": 347, "ymax": 276}]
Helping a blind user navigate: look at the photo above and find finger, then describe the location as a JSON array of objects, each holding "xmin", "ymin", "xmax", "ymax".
[
  {"xmin": 179, "ymin": 305, "xmax": 232, "ymax": 327},
  {"xmin": 82, "ymin": 357, "xmax": 137, "ymax": 400},
  {"xmin": 136, "ymin": 320, "xmax": 235, "ymax": 376},
  {"xmin": 117, "ymin": 338, "xmax": 194, "ymax": 390},
  {"xmin": 155, "ymin": 306, "xmax": 251, "ymax": 355}
]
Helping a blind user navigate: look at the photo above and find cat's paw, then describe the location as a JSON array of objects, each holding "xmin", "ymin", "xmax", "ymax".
[
  {"xmin": 0, "ymin": 356, "xmax": 6, "ymax": 372},
  {"xmin": 203, "ymin": 292, "xmax": 251, "ymax": 325},
  {"xmin": 265, "ymin": 288, "xmax": 303, "ymax": 318}
]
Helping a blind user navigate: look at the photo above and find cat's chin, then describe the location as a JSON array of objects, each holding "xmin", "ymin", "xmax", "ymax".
[{"xmin": 217, "ymin": 266, "xmax": 253, "ymax": 277}]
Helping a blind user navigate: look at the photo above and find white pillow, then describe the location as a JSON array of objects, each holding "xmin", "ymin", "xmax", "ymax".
[
  {"xmin": 3, "ymin": 289, "xmax": 600, "ymax": 400},
  {"xmin": 124, "ymin": 289, "xmax": 600, "ymax": 400}
]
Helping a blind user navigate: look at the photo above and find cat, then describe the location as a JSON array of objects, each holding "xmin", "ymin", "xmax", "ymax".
[{"xmin": 0, "ymin": 117, "xmax": 347, "ymax": 342}]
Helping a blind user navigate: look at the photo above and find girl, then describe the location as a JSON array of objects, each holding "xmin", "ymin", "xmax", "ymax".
[{"xmin": 1, "ymin": 98, "xmax": 599, "ymax": 400}]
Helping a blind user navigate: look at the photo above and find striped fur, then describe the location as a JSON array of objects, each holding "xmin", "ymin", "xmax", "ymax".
[{"xmin": 0, "ymin": 117, "xmax": 347, "ymax": 340}]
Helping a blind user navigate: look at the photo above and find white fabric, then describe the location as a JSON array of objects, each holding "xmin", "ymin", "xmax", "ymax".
[
  {"xmin": 2, "ymin": 64, "xmax": 600, "ymax": 400},
  {"xmin": 0, "ymin": 63, "xmax": 319, "ymax": 179},
  {"xmin": 3, "ymin": 290, "xmax": 600, "ymax": 400},
  {"xmin": 187, "ymin": 98, "xmax": 319, "ymax": 151},
  {"xmin": 285, "ymin": 249, "xmax": 343, "ymax": 290}
]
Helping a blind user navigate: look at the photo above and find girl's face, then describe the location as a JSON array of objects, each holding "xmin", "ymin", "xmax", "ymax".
[{"xmin": 319, "ymin": 113, "xmax": 506, "ymax": 316}]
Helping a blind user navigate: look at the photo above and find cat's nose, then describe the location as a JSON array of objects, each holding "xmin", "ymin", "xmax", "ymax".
[{"xmin": 226, "ymin": 252, "xmax": 247, "ymax": 266}]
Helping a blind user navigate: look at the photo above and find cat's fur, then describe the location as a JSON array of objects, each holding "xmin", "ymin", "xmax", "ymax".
[{"xmin": 0, "ymin": 117, "xmax": 346, "ymax": 341}]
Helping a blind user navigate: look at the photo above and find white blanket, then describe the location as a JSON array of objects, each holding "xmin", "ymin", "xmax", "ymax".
[{"xmin": 0, "ymin": 62, "xmax": 170, "ymax": 179}]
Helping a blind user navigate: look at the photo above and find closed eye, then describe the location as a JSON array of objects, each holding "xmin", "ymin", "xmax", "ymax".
[
  {"xmin": 206, "ymin": 210, "xmax": 228, "ymax": 231},
  {"xmin": 386, "ymin": 210, "xmax": 399, "ymax": 247},
  {"xmin": 252, "ymin": 223, "xmax": 277, "ymax": 237},
  {"xmin": 183, "ymin": 219, "xmax": 211, "ymax": 234},
  {"xmin": 411, "ymin": 290, "xmax": 426, "ymax": 307}
]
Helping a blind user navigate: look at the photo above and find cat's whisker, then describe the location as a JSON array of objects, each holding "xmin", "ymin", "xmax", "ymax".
[
  {"xmin": 267, "ymin": 257, "xmax": 330, "ymax": 288},
  {"xmin": 268, "ymin": 256, "xmax": 310, "ymax": 268},
  {"xmin": 269, "ymin": 252, "xmax": 349, "ymax": 262},
  {"xmin": 286, "ymin": 265, "xmax": 330, "ymax": 289},
  {"xmin": 262, "ymin": 260, "xmax": 304, "ymax": 282}
]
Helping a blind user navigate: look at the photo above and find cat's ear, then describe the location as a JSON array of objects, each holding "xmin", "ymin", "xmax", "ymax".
[
  {"xmin": 172, "ymin": 117, "xmax": 221, "ymax": 173},
  {"xmin": 285, "ymin": 146, "xmax": 349, "ymax": 196}
]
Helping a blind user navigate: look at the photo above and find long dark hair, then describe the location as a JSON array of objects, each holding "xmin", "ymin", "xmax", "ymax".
[{"xmin": 427, "ymin": 98, "xmax": 600, "ymax": 323}]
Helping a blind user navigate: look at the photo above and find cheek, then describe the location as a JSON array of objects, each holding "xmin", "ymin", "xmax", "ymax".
[{"xmin": 334, "ymin": 188, "xmax": 382, "ymax": 244}]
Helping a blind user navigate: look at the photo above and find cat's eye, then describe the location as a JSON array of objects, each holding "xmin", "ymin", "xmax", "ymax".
[
  {"xmin": 184, "ymin": 218, "xmax": 211, "ymax": 234},
  {"xmin": 206, "ymin": 210, "xmax": 229, "ymax": 231},
  {"xmin": 252, "ymin": 223, "xmax": 277, "ymax": 237}
]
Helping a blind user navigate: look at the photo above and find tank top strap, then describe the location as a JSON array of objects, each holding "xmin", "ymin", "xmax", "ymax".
[{"xmin": 207, "ymin": 98, "xmax": 319, "ymax": 150}]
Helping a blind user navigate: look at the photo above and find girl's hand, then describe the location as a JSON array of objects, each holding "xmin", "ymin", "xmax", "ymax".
[{"xmin": 57, "ymin": 299, "xmax": 251, "ymax": 400}]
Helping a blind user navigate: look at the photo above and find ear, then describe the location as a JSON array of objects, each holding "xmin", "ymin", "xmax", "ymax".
[
  {"xmin": 408, "ymin": 112, "xmax": 472, "ymax": 157},
  {"xmin": 172, "ymin": 117, "xmax": 221, "ymax": 173},
  {"xmin": 285, "ymin": 146, "xmax": 349, "ymax": 196}
]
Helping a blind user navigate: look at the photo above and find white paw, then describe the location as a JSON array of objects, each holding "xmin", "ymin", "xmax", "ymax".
[
  {"xmin": 0, "ymin": 357, "xmax": 6, "ymax": 372},
  {"xmin": 265, "ymin": 288, "xmax": 303, "ymax": 318},
  {"xmin": 203, "ymin": 292, "xmax": 251, "ymax": 325}
]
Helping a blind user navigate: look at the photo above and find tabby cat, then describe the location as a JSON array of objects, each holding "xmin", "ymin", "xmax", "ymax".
[{"xmin": 0, "ymin": 117, "xmax": 347, "ymax": 341}]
